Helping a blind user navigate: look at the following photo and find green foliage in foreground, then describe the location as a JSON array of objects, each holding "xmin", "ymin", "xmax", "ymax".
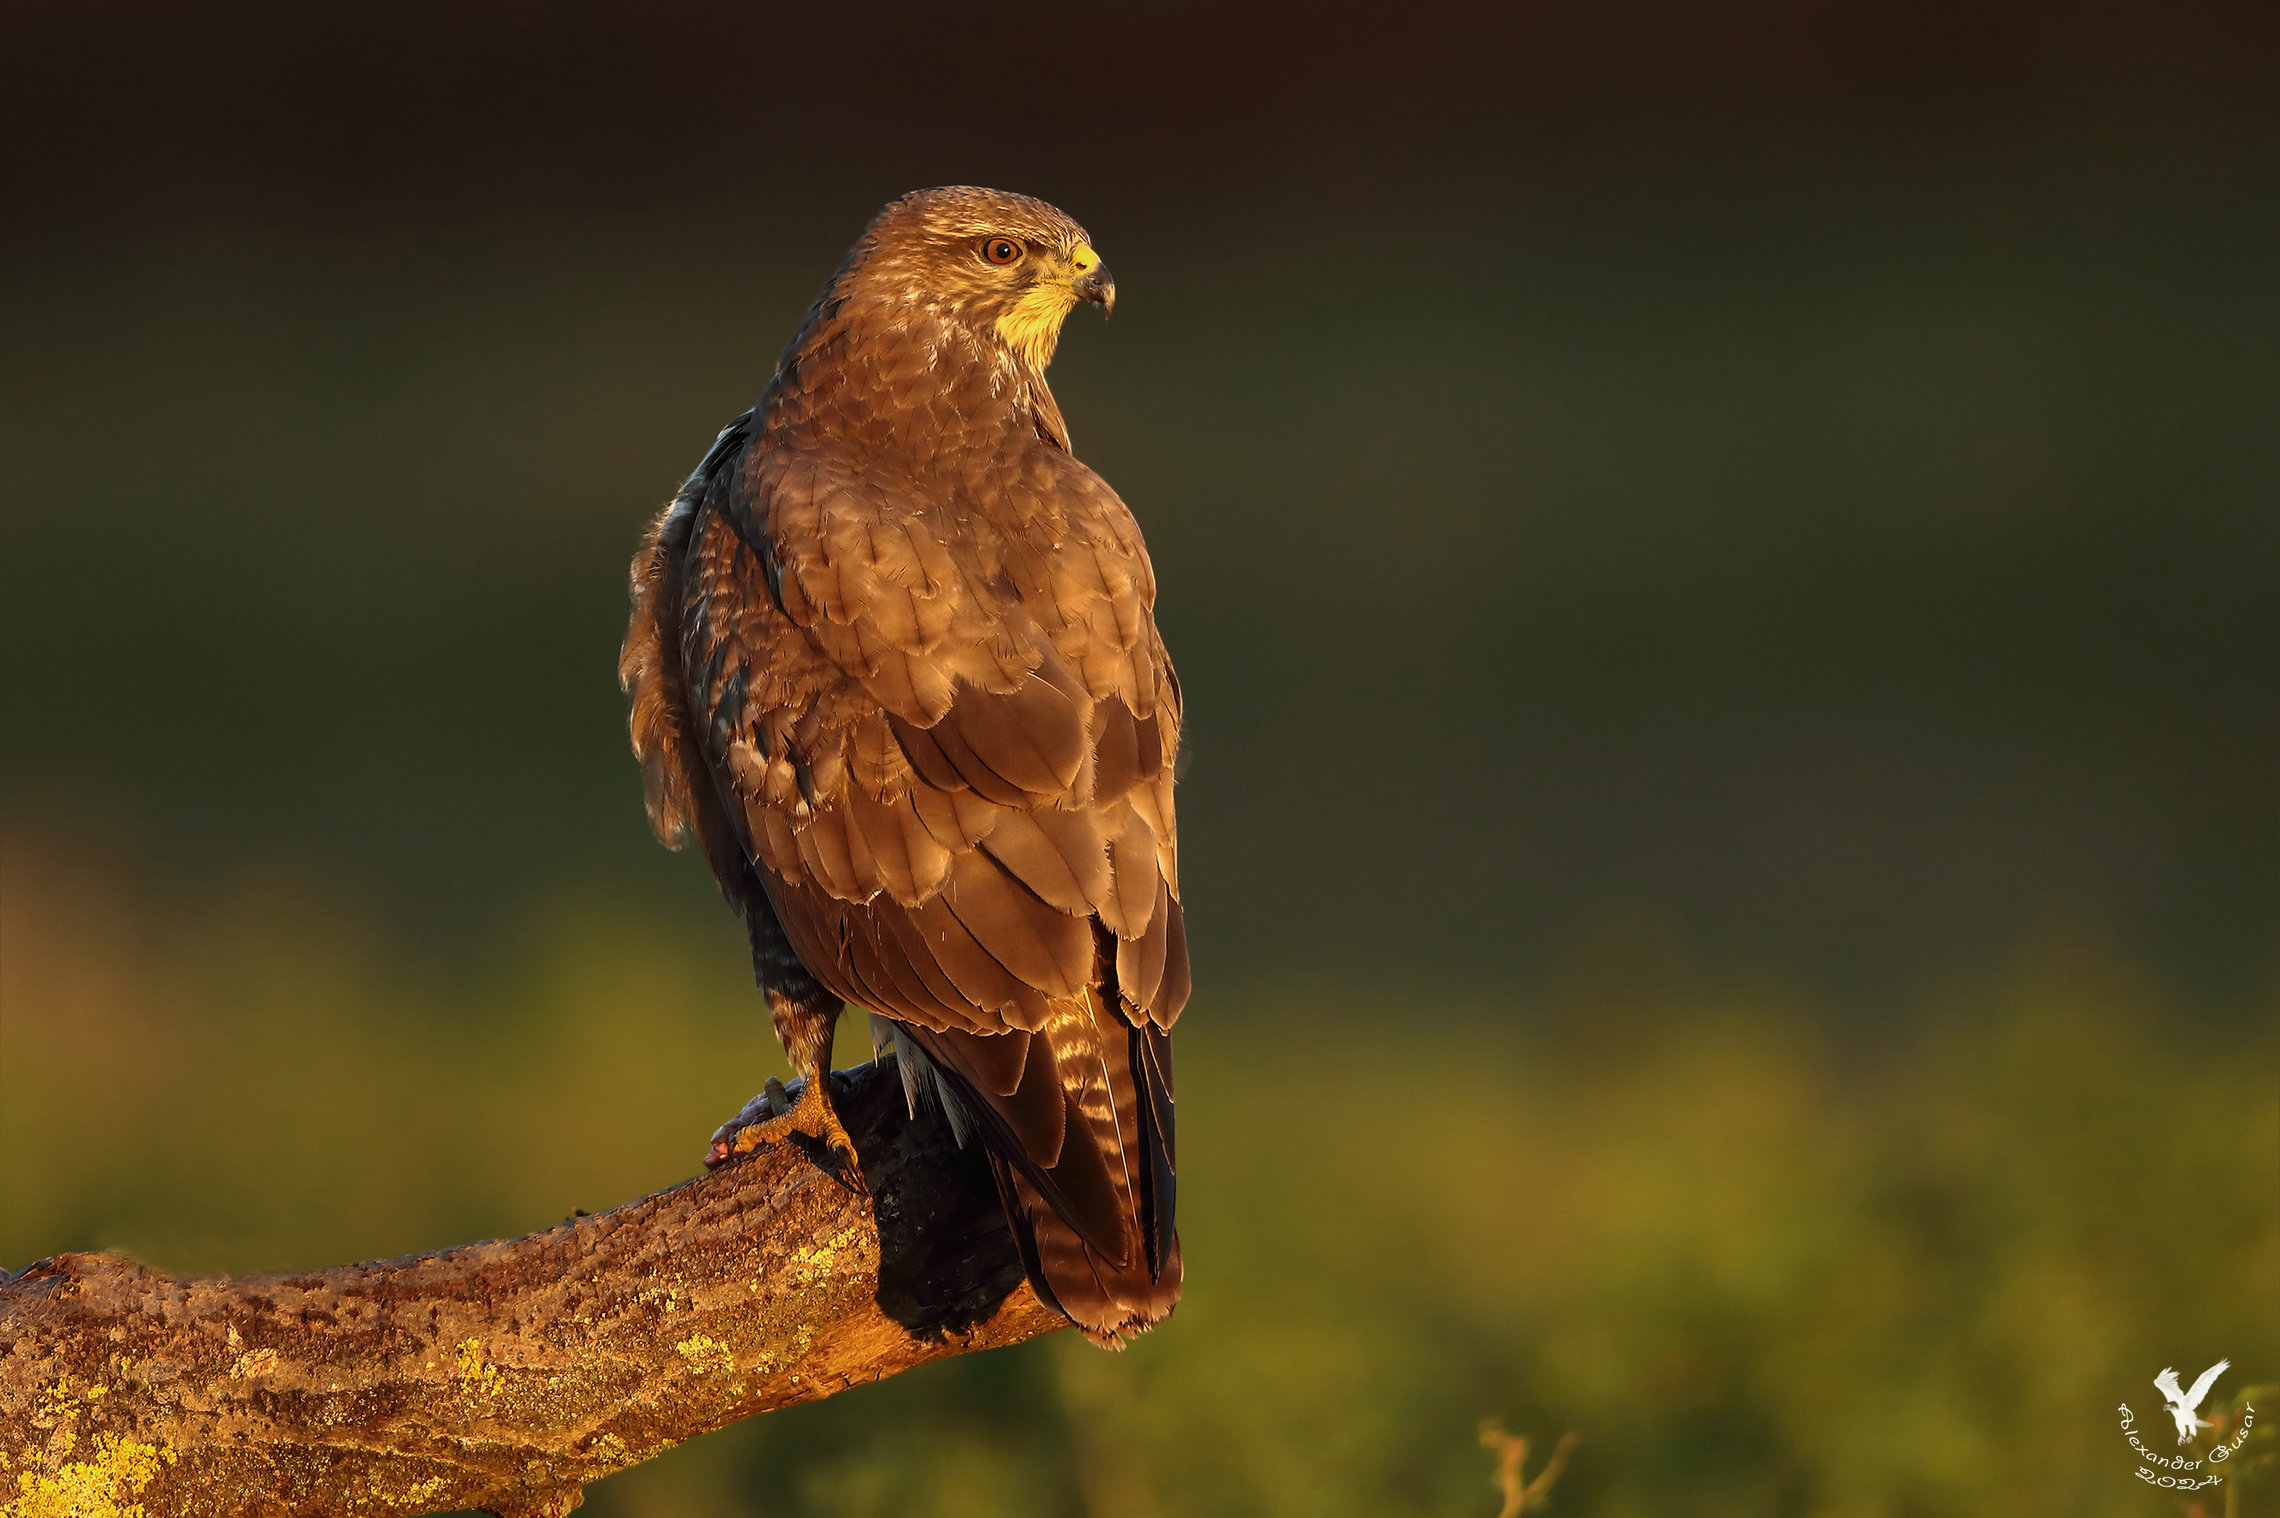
[{"xmin": 4, "ymin": 849, "xmax": 2273, "ymax": 1517}]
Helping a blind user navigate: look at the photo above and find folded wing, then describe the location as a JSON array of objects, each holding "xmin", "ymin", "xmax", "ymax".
[{"xmin": 651, "ymin": 424, "xmax": 1186, "ymax": 1340}]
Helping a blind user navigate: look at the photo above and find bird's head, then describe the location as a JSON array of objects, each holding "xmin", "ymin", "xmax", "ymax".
[{"xmin": 843, "ymin": 186, "xmax": 1115, "ymax": 373}]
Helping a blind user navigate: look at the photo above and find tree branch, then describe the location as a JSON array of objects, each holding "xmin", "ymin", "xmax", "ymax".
[{"xmin": 0, "ymin": 1059, "xmax": 1065, "ymax": 1517}]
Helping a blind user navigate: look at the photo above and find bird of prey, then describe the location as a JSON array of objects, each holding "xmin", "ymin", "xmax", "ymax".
[
  {"xmin": 2155, "ymin": 1360, "xmax": 2229, "ymax": 1444},
  {"xmin": 619, "ymin": 187, "xmax": 1187, "ymax": 1346}
]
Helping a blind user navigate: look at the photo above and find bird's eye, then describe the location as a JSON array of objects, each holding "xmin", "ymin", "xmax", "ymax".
[{"xmin": 983, "ymin": 238, "xmax": 1023, "ymax": 266}]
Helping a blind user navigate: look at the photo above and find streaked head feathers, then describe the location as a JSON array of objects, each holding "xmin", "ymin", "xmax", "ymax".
[{"xmin": 838, "ymin": 186, "xmax": 1116, "ymax": 371}]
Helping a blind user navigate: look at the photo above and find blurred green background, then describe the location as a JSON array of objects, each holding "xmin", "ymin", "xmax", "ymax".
[{"xmin": 2, "ymin": 2, "xmax": 2275, "ymax": 1513}]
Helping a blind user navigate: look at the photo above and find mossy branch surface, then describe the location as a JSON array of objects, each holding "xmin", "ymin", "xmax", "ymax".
[{"xmin": 0, "ymin": 1061, "xmax": 1064, "ymax": 1517}]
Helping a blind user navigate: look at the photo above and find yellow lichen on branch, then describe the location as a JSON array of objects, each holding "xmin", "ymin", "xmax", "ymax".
[
  {"xmin": 0, "ymin": 1061, "xmax": 1063, "ymax": 1518},
  {"xmin": 5, "ymin": 1395, "xmax": 176, "ymax": 1518}
]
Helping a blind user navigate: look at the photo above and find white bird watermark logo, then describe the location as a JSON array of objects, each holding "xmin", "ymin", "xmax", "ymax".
[{"xmin": 2155, "ymin": 1360, "xmax": 2230, "ymax": 1444}]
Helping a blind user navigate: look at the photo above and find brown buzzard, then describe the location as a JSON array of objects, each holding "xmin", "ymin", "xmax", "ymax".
[{"xmin": 619, "ymin": 187, "xmax": 1187, "ymax": 1345}]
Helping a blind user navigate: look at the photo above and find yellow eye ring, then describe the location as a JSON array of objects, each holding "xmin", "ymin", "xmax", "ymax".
[{"xmin": 982, "ymin": 237, "xmax": 1024, "ymax": 266}]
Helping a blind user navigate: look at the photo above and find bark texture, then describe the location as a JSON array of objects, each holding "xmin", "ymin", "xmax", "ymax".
[{"xmin": 0, "ymin": 1059, "xmax": 1066, "ymax": 1518}]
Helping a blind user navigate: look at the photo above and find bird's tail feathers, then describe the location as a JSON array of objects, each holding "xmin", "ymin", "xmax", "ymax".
[
  {"xmin": 991, "ymin": 1148, "xmax": 1182, "ymax": 1349},
  {"xmin": 891, "ymin": 991, "xmax": 1179, "ymax": 1347}
]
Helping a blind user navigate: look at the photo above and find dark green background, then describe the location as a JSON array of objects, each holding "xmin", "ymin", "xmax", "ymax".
[{"xmin": 6, "ymin": 152, "xmax": 2274, "ymax": 1006}]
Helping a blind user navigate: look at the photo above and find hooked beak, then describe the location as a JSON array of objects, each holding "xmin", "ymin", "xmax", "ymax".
[
  {"xmin": 1077, "ymin": 265, "xmax": 1116, "ymax": 318},
  {"xmin": 1070, "ymin": 242, "xmax": 1116, "ymax": 318}
]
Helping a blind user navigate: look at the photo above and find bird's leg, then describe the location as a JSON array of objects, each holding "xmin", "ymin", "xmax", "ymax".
[{"xmin": 704, "ymin": 993, "xmax": 861, "ymax": 1189}]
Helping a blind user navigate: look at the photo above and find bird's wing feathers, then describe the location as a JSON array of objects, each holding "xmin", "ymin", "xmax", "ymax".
[
  {"xmin": 2186, "ymin": 1360, "xmax": 2230, "ymax": 1409},
  {"xmin": 2155, "ymin": 1368, "xmax": 2187, "ymax": 1403},
  {"xmin": 679, "ymin": 437, "xmax": 1185, "ymax": 1034},
  {"xmin": 668, "ymin": 422, "xmax": 1183, "ymax": 1322}
]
